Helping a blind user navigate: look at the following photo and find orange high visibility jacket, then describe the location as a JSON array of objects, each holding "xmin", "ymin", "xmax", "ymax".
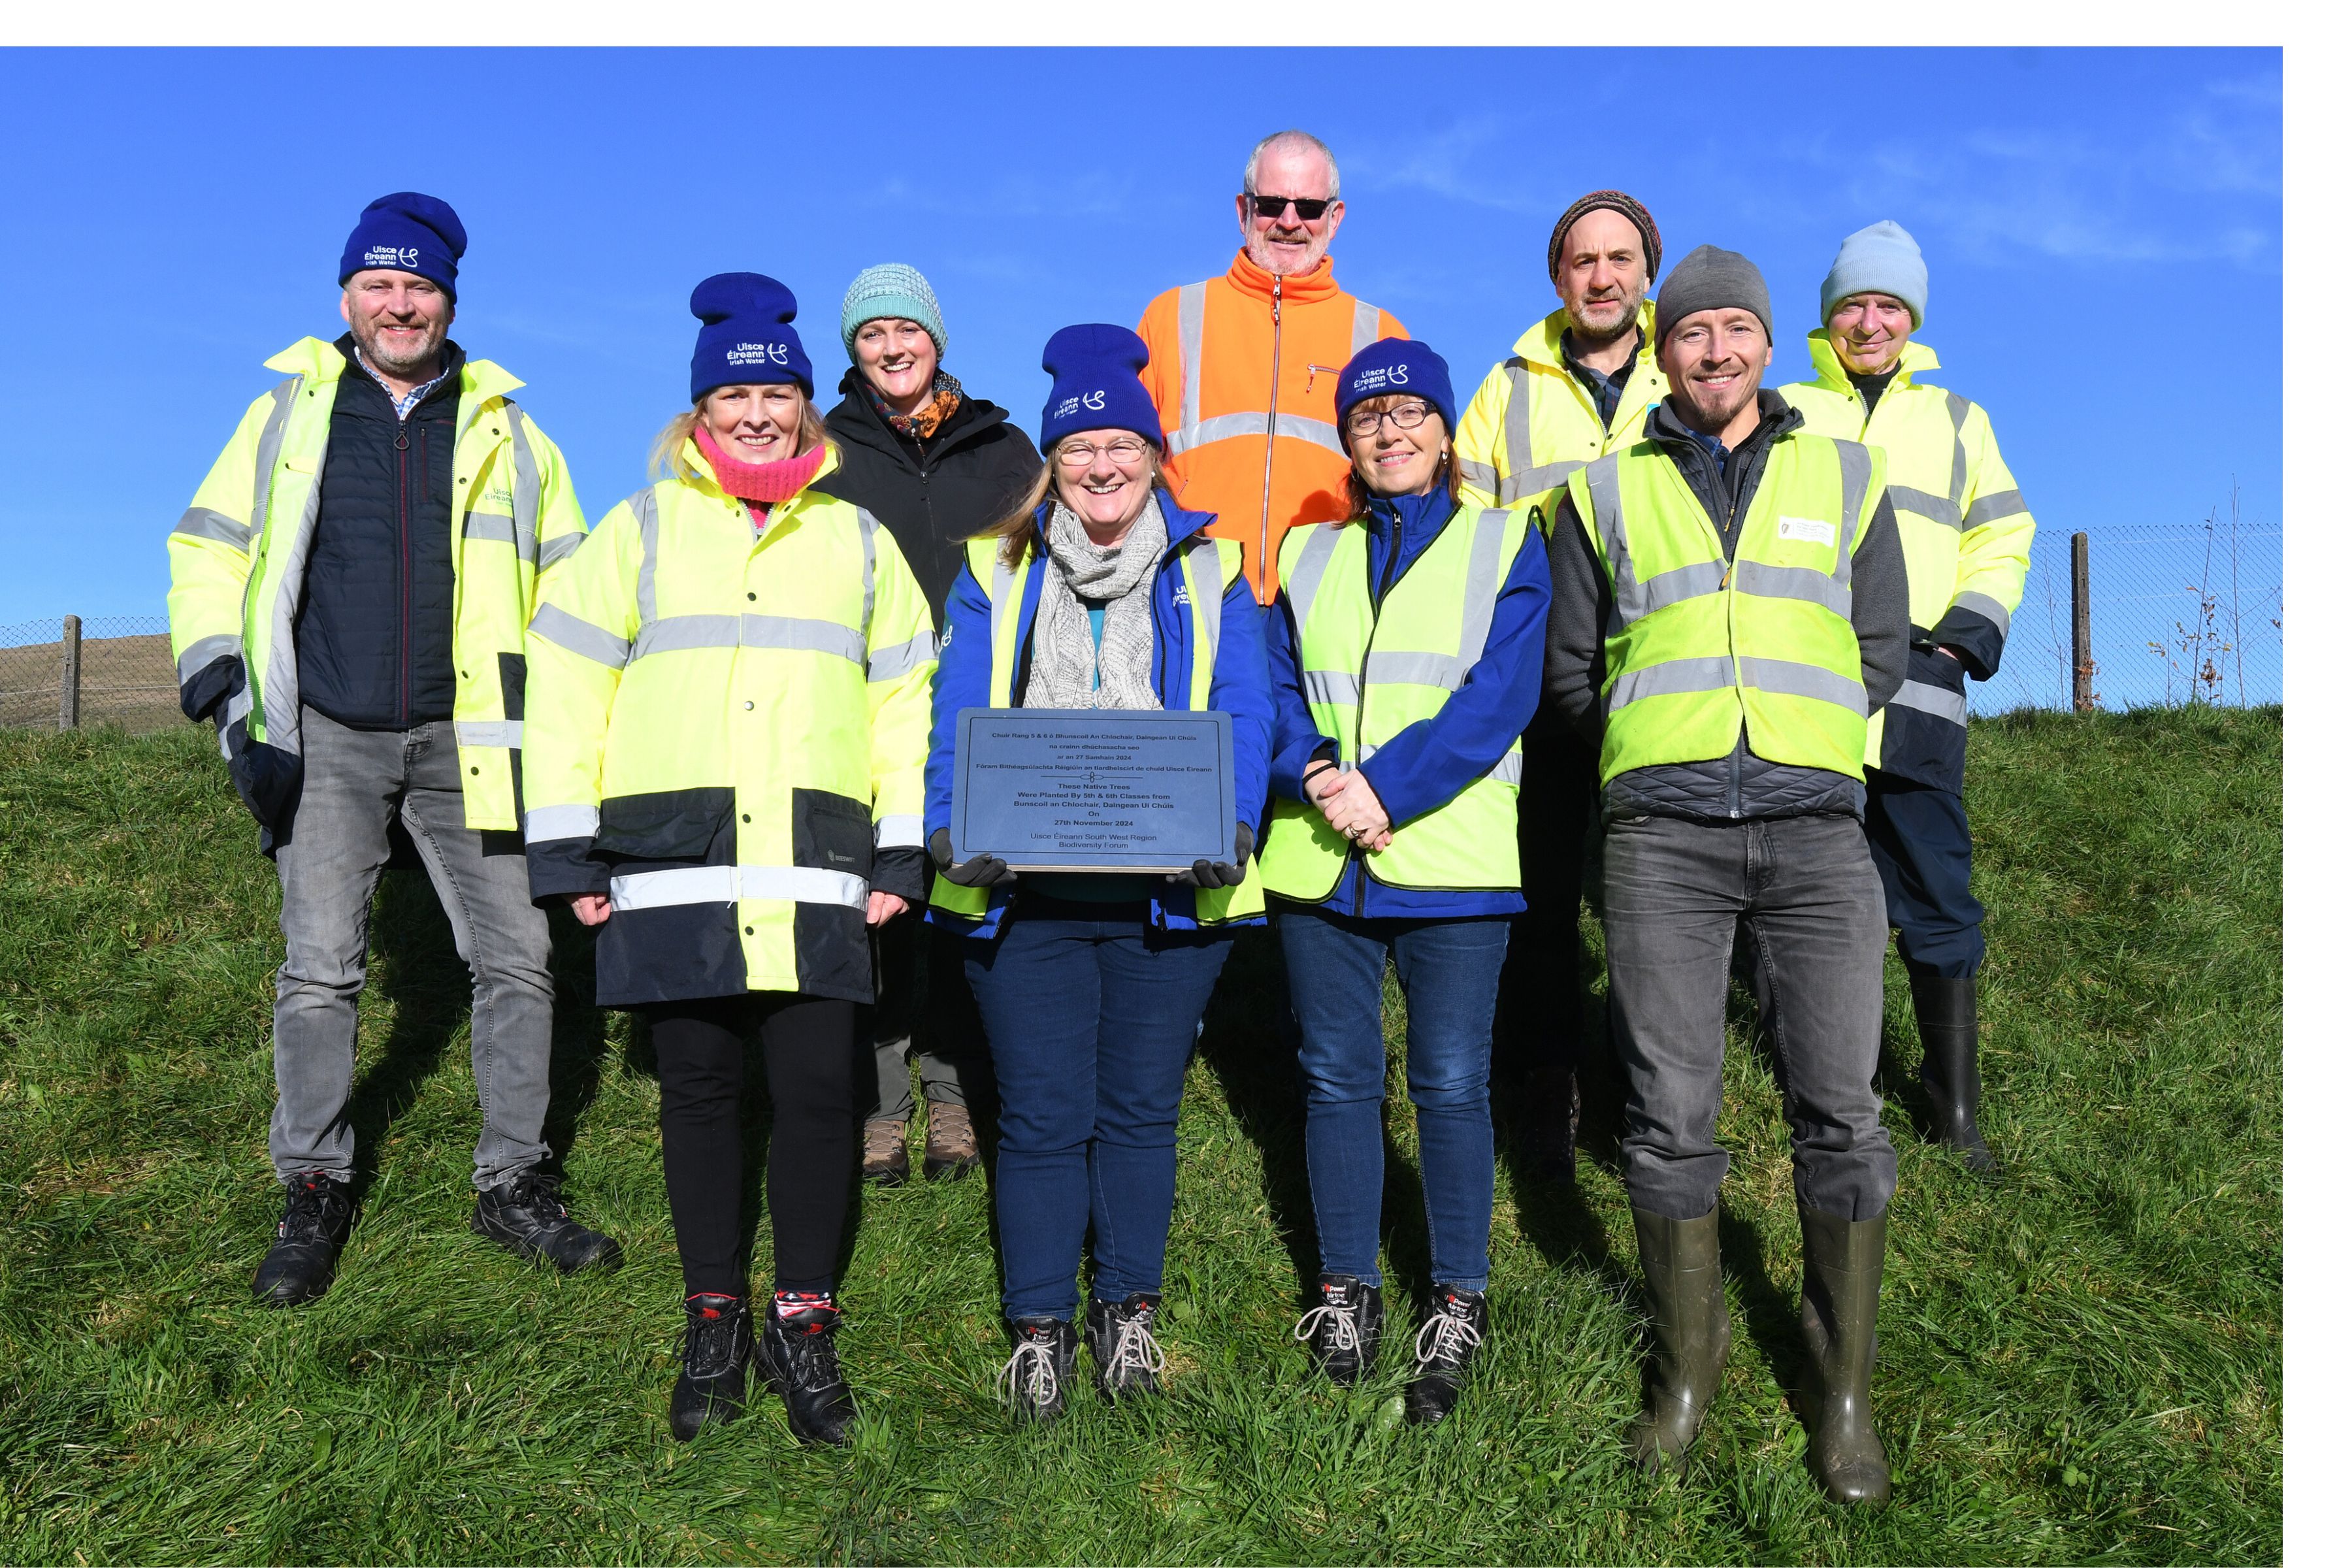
[{"xmin": 1139, "ymin": 251, "xmax": 1406, "ymax": 603}]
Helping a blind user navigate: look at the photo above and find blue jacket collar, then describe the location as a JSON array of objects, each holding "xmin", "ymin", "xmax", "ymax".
[
  {"xmin": 1363, "ymin": 487, "xmax": 1458, "ymax": 573},
  {"xmin": 1030, "ymin": 487, "xmax": 1215, "ymax": 564}
]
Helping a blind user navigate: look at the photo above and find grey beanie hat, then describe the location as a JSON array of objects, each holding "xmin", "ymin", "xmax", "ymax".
[
  {"xmin": 1654, "ymin": 244, "xmax": 1772, "ymax": 344},
  {"xmin": 1819, "ymin": 220, "xmax": 1927, "ymax": 327}
]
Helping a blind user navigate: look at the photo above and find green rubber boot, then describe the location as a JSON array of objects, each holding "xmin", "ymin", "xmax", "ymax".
[
  {"xmin": 1623, "ymin": 1204, "xmax": 1731, "ymax": 1475},
  {"xmin": 1796, "ymin": 1206, "xmax": 1891, "ymax": 1505}
]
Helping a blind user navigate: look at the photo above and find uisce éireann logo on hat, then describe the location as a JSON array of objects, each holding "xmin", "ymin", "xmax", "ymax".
[{"xmin": 360, "ymin": 245, "xmax": 422, "ymax": 270}]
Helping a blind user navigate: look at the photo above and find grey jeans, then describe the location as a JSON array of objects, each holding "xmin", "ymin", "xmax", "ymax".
[
  {"xmin": 269, "ymin": 706, "xmax": 555, "ymax": 1190},
  {"xmin": 862, "ymin": 915, "xmax": 982, "ymax": 1123},
  {"xmin": 1601, "ymin": 811, "xmax": 1896, "ymax": 1222}
]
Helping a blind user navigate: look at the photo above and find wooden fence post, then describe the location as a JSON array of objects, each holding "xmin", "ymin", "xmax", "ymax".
[
  {"xmin": 57, "ymin": 614, "xmax": 82, "ymax": 730},
  {"xmin": 2070, "ymin": 534, "xmax": 2093, "ymax": 713}
]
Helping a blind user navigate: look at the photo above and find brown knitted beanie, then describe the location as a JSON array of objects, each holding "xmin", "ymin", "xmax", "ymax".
[{"xmin": 1546, "ymin": 191, "xmax": 1663, "ymax": 286}]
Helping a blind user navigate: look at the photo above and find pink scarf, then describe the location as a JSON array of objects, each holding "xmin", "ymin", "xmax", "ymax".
[{"xmin": 694, "ymin": 426, "xmax": 825, "ymax": 530}]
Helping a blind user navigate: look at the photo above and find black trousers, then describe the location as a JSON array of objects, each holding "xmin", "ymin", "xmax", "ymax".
[
  {"xmin": 647, "ymin": 992, "xmax": 857, "ymax": 1298},
  {"xmin": 1495, "ymin": 726, "xmax": 1599, "ymax": 1086}
]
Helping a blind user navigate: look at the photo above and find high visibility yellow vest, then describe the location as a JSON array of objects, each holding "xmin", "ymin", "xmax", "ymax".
[
  {"xmin": 1257, "ymin": 503, "xmax": 1532, "ymax": 901},
  {"xmin": 1456, "ymin": 301, "xmax": 1667, "ymax": 519},
  {"xmin": 1781, "ymin": 334, "xmax": 2035, "ymax": 764},
  {"xmin": 166, "ymin": 336, "xmax": 587, "ymax": 831},
  {"xmin": 1567, "ymin": 433, "xmax": 1886, "ymax": 786},
  {"xmin": 929, "ymin": 531, "xmax": 1266, "ymax": 926},
  {"xmin": 521, "ymin": 442, "xmax": 936, "ymax": 1002}
]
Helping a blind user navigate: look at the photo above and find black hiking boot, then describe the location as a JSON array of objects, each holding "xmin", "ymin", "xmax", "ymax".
[
  {"xmin": 252, "ymin": 1173, "xmax": 355, "ymax": 1307},
  {"xmin": 472, "ymin": 1169, "xmax": 622, "ymax": 1273},
  {"xmin": 1294, "ymin": 1273, "xmax": 1385, "ymax": 1385},
  {"xmin": 1084, "ymin": 1293, "xmax": 1168, "ymax": 1402},
  {"xmin": 1623, "ymin": 1204, "xmax": 1733, "ymax": 1475},
  {"xmin": 1910, "ymin": 972, "xmax": 2004, "ymax": 1183},
  {"xmin": 1796, "ymin": 1206, "xmax": 1892, "ymax": 1505},
  {"xmin": 999, "ymin": 1316, "xmax": 1078, "ymax": 1426},
  {"xmin": 753, "ymin": 1292, "xmax": 858, "ymax": 1446},
  {"xmin": 670, "ymin": 1293, "xmax": 751, "ymax": 1441},
  {"xmin": 1403, "ymin": 1286, "xmax": 1489, "ymax": 1425}
]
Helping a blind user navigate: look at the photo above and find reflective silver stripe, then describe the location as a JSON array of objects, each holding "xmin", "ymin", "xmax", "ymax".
[
  {"xmin": 868, "ymin": 631, "xmax": 939, "ymax": 682},
  {"xmin": 1945, "ymin": 391, "xmax": 1974, "ymax": 506},
  {"xmin": 1741, "ymin": 657, "xmax": 1867, "ymax": 715},
  {"xmin": 455, "ymin": 719, "xmax": 524, "ymax": 749},
  {"xmin": 217, "ymin": 681, "xmax": 253, "ymax": 759},
  {"xmin": 1301, "ymin": 670, "xmax": 1358, "ymax": 708},
  {"xmin": 1502, "ymin": 359, "xmax": 1536, "ymax": 486},
  {"xmin": 1458, "ymin": 457, "xmax": 1501, "ymax": 497},
  {"xmin": 525, "ymin": 803, "xmax": 600, "ymax": 843},
  {"xmin": 175, "ymin": 632, "xmax": 239, "ymax": 683},
  {"xmin": 1891, "ymin": 678, "xmax": 1967, "ymax": 725},
  {"xmin": 1952, "ymin": 590, "xmax": 2012, "ymax": 635},
  {"xmin": 745, "ymin": 613, "xmax": 865, "ymax": 663},
  {"xmin": 1177, "ymin": 282, "xmax": 1207, "ymax": 438},
  {"xmin": 1452, "ymin": 507, "xmax": 1511, "ymax": 672},
  {"xmin": 1365, "ymin": 650, "xmax": 1463, "ymax": 689},
  {"xmin": 875, "ymin": 813, "xmax": 923, "ymax": 851},
  {"xmin": 508, "ymin": 413, "xmax": 544, "ymax": 568},
  {"xmin": 1495, "ymin": 459, "xmax": 1585, "ymax": 506},
  {"xmin": 174, "ymin": 506, "xmax": 248, "ymax": 547},
  {"xmin": 1887, "ymin": 485, "xmax": 1963, "ymax": 529},
  {"xmin": 1169, "ymin": 409, "xmax": 1343, "ymax": 458},
  {"xmin": 608, "ymin": 863, "xmax": 868, "ymax": 913},
  {"xmin": 1963, "ymin": 488, "xmax": 2028, "ymax": 527},
  {"xmin": 1619, "ymin": 561, "xmax": 1725, "ymax": 626},
  {"xmin": 538, "ymin": 530, "xmax": 583, "ymax": 568},
  {"xmin": 990, "ymin": 553, "xmax": 1015, "ymax": 614},
  {"xmin": 1488, "ymin": 749, "xmax": 1524, "ymax": 786},
  {"xmin": 857, "ymin": 508, "xmax": 880, "ymax": 640},
  {"xmin": 261, "ymin": 449, "xmax": 324, "ymax": 753},
  {"xmin": 1834, "ymin": 437, "xmax": 1872, "ymax": 586},
  {"xmin": 250, "ymin": 376, "xmax": 299, "ymax": 545},
  {"xmin": 632, "ymin": 613, "xmax": 742, "ymax": 659},
  {"xmin": 1284, "ymin": 523, "xmax": 1347, "ymax": 629},
  {"xmin": 1185, "ymin": 535, "xmax": 1225, "ymax": 678},
  {"xmin": 1735, "ymin": 561, "xmax": 1851, "ymax": 619},
  {"xmin": 1608, "ymin": 654, "xmax": 1735, "ymax": 711},
  {"xmin": 1350, "ymin": 299, "xmax": 1380, "ymax": 356},
  {"xmin": 1586, "ymin": 453, "xmax": 1669, "ymax": 636},
  {"xmin": 630, "ymin": 487, "xmax": 662, "ymax": 627},
  {"xmin": 531, "ymin": 602, "xmax": 630, "ymax": 668},
  {"xmin": 461, "ymin": 511, "xmax": 519, "ymax": 547}
]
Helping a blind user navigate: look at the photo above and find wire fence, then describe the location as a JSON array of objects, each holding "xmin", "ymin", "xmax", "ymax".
[
  {"xmin": 0, "ymin": 615, "xmax": 183, "ymax": 734},
  {"xmin": 1972, "ymin": 510, "xmax": 2283, "ymax": 714}
]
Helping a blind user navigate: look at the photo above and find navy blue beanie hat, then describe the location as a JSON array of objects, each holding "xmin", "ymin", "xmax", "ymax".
[
  {"xmin": 339, "ymin": 192, "xmax": 466, "ymax": 297},
  {"xmin": 1333, "ymin": 338, "xmax": 1456, "ymax": 436},
  {"xmin": 689, "ymin": 272, "xmax": 814, "ymax": 403},
  {"xmin": 1038, "ymin": 324, "xmax": 1162, "ymax": 451}
]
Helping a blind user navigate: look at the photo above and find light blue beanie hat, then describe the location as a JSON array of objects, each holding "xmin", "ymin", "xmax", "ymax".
[
  {"xmin": 841, "ymin": 263, "xmax": 947, "ymax": 358},
  {"xmin": 1820, "ymin": 220, "xmax": 1927, "ymax": 328}
]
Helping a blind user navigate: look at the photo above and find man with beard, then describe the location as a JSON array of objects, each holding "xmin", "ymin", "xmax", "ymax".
[
  {"xmin": 1456, "ymin": 191, "xmax": 1671, "ymax": 1180},
  {"xmin": 1545, "ymin": 246, "xmax": 1909, "ymax": 1503},
  {"xmin": 167, "ymin": 192, "xmax": 617, "ymax": 1307}
]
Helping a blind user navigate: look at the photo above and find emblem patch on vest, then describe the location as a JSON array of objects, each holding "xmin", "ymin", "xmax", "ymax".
[{"xmin": 1776, "ymin": 516, "xmax": 1836, "ymax": 547}]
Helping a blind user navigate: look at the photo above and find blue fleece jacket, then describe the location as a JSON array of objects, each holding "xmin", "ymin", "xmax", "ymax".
[
  {"xmin": 925, "ymin": 491, "xmax": 1273, "ymax": 936},
  {"xmin": 1266, "ymin": 488, "xmax": 1552, "ymax": 919}
]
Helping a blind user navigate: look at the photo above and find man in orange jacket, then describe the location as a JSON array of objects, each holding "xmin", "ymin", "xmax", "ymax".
[{"xmin": 1138, "ymin": 129, "xmax": 1409, "ymax": 603}]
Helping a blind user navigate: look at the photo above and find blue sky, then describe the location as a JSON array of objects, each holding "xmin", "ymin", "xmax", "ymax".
[{"xmin": 0, "ymin": 46, "xmax": 2279, "ymax": 630}]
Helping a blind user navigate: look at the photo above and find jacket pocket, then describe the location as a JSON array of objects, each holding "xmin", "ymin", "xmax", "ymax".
[
  {"xmin": 794, "ymin": 789, "xmax": 875, "ymax": 877},
  {"xmin": 1878, "ymin": 645, "xmax": 1968, "ymax": 792},
  {"xmin": 593, "ymin": 786, "xmax": 737, "ymax": 864}
]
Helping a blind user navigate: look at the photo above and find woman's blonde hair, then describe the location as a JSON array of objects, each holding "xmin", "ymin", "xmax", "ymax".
[
  {"xmin": 971, "ymin": 435, "xmax": 1163, "ymax": 567},
  {"xmin": 648, "ymin": 386, "xmax": 832, "ymax": 481},
  {"xmin": 1341, "ymin": 395, "xmax": 1461, "ymax": 518}
]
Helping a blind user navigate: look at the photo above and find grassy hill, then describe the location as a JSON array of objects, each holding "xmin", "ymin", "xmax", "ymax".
[{"xmin": 0, "ymin": 708, "xmax": 2281, "ymax": 1564}]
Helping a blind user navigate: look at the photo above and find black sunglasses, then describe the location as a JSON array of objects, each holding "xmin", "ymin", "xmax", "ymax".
[{"xmin": 1246, "ymin": 194, "xmax": 1332, "ymax": 221}]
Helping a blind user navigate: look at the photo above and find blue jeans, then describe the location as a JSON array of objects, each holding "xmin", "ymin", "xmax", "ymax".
[
  {"xmin": 964, "ymin": 897, "xmax": 1232, "ymax": 1321},
  {"xmin": 1277, "ymin": 909, "xmax": 1511, "ymax": 1293}
]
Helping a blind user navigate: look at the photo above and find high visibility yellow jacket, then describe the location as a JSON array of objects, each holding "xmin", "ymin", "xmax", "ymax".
[
  {"xmin": 166, "ymin": 336, "xmax": 587, "ymax": 845},
  {"xmin": 1456, "ymin": 301, "xmax": 1668, "ymax": 517},
  {"xmin": 1780, "ymin": 333, "xmax": 2035, "ymax": 788},
  {"xmin": 1566, "ymin": 429, "xmax": 1887, "ymax": 787},
  {"xmin": 521, "ymin": 440, "xmax": 936, "ymax": 1007}
]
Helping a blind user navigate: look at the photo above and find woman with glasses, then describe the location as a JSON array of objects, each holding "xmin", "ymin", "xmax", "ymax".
[
  {"xmin": 1258, "ymin": 340, "xmax": 1552, "ymax": 1424},
  {"xmin": 925, "ymin": 325, "xmax": 1271, "ymax": 1425}
]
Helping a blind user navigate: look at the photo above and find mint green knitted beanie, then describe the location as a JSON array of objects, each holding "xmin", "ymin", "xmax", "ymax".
[{"xmin": 840, "ymin": 263, "xmax": 947, "ymax": 358}]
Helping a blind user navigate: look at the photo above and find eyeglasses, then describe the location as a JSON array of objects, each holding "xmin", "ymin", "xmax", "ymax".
[
  {"xmin": 1343, "ymin": 400, "xmax": 1435, "ymax": 438},
  {"xmin": 1245, "ymin": 194, "xmax": 1332, "ymax": 221},
  {"xmin": 1055, "ymin": 437, "xmax": 1153, "ymax": 467}
]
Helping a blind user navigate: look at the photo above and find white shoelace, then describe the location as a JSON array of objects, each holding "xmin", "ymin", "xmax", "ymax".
[
  {"xmin": 1414, "ymin": 1308, "xmax": 1484, "ymax": 1370},
  {"xmin": 1294, "ymin": 1301, "xmax": 1362, "ymax": 1352},
  {"xmin": 997, "ymin": 1336, "xmax": 1062, "ymax": 1407},
  {"xmin": 1102, "ymin": 1313, "xmax": 1168, "ymax": 1384}
]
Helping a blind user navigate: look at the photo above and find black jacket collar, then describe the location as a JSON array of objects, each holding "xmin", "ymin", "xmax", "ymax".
[{"xmin": 826, "ymin": 367, "xmax": 1011, "ymax": 465}]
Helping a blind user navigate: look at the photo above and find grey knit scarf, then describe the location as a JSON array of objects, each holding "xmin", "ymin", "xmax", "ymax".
[{"xmin": 1026, "ymin": 495, "xmax": 1166, "ymax": 711}]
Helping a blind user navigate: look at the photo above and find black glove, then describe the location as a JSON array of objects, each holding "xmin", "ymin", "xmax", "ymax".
[
  {"xmin": 1168, "ymin": 823, "xmax": 1252, "ymax": 889},
  {"xmin": 929, "ymin": 827, "xmax": 1018, "ymax": 889}
]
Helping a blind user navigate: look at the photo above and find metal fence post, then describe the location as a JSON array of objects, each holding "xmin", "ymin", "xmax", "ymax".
[
  {"xmin": 2070, "ymin": 534, "xmax": 2093, "ymax": 713},
  {"xmin": 57, "ymin": 614, "xmax": 82, "ymax": 730}
]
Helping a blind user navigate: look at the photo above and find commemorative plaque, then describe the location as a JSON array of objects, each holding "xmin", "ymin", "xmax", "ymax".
[{"xmin": 951, "ymin": 708, "xmax": 1237, "ymax": 873}]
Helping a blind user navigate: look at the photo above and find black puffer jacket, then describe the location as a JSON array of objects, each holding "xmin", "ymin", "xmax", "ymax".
[
  {"xmin": 811, "ymin": 371, "xmax": 1043, "ymax": 622},
  {"xmin": 1545, "ymin": 390, "xmax": 1909, "ymax": 824}
]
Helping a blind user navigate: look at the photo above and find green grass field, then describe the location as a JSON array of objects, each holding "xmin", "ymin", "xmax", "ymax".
[{"xmin": 0, "ymin": 707, "xmax": 2280, "ymax": 1564}]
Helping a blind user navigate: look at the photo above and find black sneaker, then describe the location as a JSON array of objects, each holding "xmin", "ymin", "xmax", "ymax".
[
  {"xmin": 998, "ymin": 1316, "xmax": 1078, "ymax": 1426},
  {"xmin": 753, "ymin": 1292, "xmax": 858, "ymax": 1447},
  {"xmin": 1294, "ymin": 1273, "xmax": 1385, "ymax": 1384},
  {"xmin": 1404, "ymin": 1286, "xmax": 1490, "ymax": 1425},
  {"xmin": 671, "ymin": 1293, "xmax": 751, "ymax": 1441},
  {"xmin": 472, "ymin": 1169, "xmax": 621, "ymax": 1273},
  {"xmin": 252, "ymin": 1173, "xmax": 355, "ymax": 1307},
  {"xmin": 1084, "ymin": 1293, "xmax": 1167, "ymax": 1401}
]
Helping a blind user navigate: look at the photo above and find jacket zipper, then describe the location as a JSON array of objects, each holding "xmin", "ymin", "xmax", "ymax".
[
  {"xmin": 395, "ymin": 410, "xmax": 412, "ymax": 728},
  {"xmin": 1347, "ymin": 504, "xmax": 1408, "ymax": 917},
  {"xmin": 1260, "ymin": 278, "xmax": 1283, "ymax": 587}
]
